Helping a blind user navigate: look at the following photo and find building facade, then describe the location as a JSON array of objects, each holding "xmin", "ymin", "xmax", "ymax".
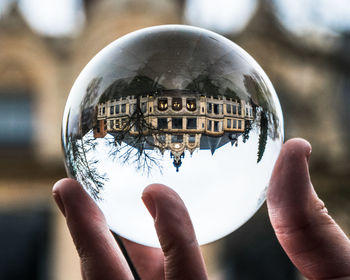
[{"xmin": 94, "ymin": 93, "xmax": 254, "ymax": 170}]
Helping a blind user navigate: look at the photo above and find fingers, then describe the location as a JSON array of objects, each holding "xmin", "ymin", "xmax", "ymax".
[
  {"xmin": 142, "ymin": 184, "xmax": 208, "ymax": 280},
  {"xmin": 53, "ymin": 180, "xmax": 207, "ymax": 280},
  {"xmin": 267, "ymin": 138, "xmax": 350, "ymax": 279},
  {"xmin": 52, "ymin": 178, "xmax": 133, "ymax": 280}
]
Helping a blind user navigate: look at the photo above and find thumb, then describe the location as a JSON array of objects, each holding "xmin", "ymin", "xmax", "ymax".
[
  {"xmin": 142, "ymin": 184, "xmax": 208, "ymax": 280},
  {"xmin": 52, "ymin": 178, "xmax": 132, "ymax": 280},
  {"xmin": 267, "ymin": 138, "xmax": 350, "ymax": 279}
]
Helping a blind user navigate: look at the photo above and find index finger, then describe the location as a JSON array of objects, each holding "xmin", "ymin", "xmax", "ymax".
[{"xmin": 267, "ymin": 138, "xmax": 350, "ymax": 279}]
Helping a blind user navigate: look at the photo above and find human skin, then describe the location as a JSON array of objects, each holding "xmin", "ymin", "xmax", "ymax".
[{"xmin": 52, "ymin": 138, "xmax": 350, "ymax": 279}]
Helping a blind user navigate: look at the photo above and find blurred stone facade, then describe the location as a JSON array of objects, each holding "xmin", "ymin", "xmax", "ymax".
[
  {"xmin": 231, "ymin": 1, "xmax": 350, "ymax": 233},
  {"xmin": 0, "ymin": 0, "xmax": 349, "ymax": 279},
  {"xmin": 0, "ymin": 1, "xmax": 181, "ymax": 279}
]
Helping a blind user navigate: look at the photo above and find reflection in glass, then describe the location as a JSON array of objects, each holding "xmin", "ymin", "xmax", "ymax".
[
  {"xmin": 62, "ymin": 25, "xmax": 284, "ymax": 247},
  {"xmin": 94, "ymin": 91, "xmax": 257, "ymax": 172}
]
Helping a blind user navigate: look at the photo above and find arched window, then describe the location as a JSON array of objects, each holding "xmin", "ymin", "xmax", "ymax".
[
  {"xmin": 171, "ymin": 135, "xmax": 183, "ymax": 143},
  {"xmin": 186, "ymin": 98, "xmax": 196, "ymax": 111},
  {"xmin": 158, "ymin": 98, "xmax": 168, "ymax": 111},
  {"xmin": 189, "ymin": 134, "xmax": 196, "ymax": 143},
  {"xmin": 172, "ymin": 98, "xmax": 182, "ymax": 111}
]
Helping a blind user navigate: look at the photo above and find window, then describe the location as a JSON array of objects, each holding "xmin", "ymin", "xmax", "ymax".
[
  {"xmin": 233, "ymin": 104, "xmax": 237, "ymax": 115},
  {"xmin": 171, "ymin": 135, "xmax": 183, "ymax": 143},
  {"xmin": 157, "ymin": 118, "xmax": 168, "ymax": 129},
  {"xmin": 226, "ymin": 104, "xmax": 231, "ymax": 114},
  {"xmin": 189, "ymin": 134, "xmax": 196, "ymax": 143},
  {"xmin": 121, "ymin": 118, "xmax": 127, "ymax": 127},
  {"xmin": 214, "ymin": 121, "xmax": 220, "ymax": 132},
  {"xmin": 121, "ymin": 104, "xmax": 126, "ymax": 113},
  {"xmin": 202, "ymin": 107, "xmax": 204, "ymax": 113},
  {"xmin": 232, "ymin": 119, "xmax": 237, "ymax": 128},
  {"xmin": 115, "ymin": 105, "xmax": 120, "ymax": 114},
  {"xmin": 0, "ymin": 94, "xmax": 34, "ymax": 148},
  {"xmin": 0, "ymin": 206, "xmax": 51, "ymax": 280},
  {"xmin": 158, "ymin": 134, "xmax": 166, "ymax": 144},
  {"xmin": 150, "ymin": 106, "xmax": 152, "ymax": 113},
  {"xmin": 141, "ymin": 102, "xmax": 147, "ymax": 113},
  {"xmin": 102, "ymin": 107, "xmax": 105, "ymax": 114},
  {"xmin": 213, "ymin": 104, "xmax": 219, "ymax": 114},
  {"xmin": 207, "ymin": 103, "xmax": 212, "ymax": 113},
  {"xmin": 186, "ymin": 118, "xmax": 197, "ymax": 129},
  {"xmin": 172, "ymin": 118, "xmax": 183, "ymax": 129},
  {"xmin": 115, "ymin": 119, "xmax": 120, "ymax": 128},
  {"xmin": 158, "ymin": 98, "xmax": 168, "ymax": 111},
  {"xmin": 110, "ymin": 120, "xmax": 114, "ymax": 128},
  {"xmin": 172, "ymin": 98, "xmax": 182, "ymax": 111},
  {"xmin": 238, "ymin": 120, "xmax": 242, "ymax": 129},
  {"xmin": 110, "ymin": 106, "xmax": 114, "ymax": 115},
  {"xmin": 186, "ymin": 99, "xmax": 196, "ymax": 111},
  {"xmin": 238, "ymin": 104, "xmax": 242, "ymax": 115},
  {"xmin": 208, "ymin": 120, "xmax": 212, "ymax": 130},
  {"xmin": 227, "ymin": 119, "xmax": 231, "ymax": 128},
  {"xmin": 130, "ymin": 104, "xmax": 136, "ymax": 114}
]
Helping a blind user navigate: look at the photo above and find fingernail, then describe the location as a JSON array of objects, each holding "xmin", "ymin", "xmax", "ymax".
[
  {"xmin": 53, "ymin": 192, "xmax": 66, "ymax": 217},
  {"xmin": 142, "ymin": 193, "xmax": 156, "ymax": 219}
]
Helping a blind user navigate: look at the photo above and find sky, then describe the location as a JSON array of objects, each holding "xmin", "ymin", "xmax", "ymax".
[
  {"xmin": 184, "ymin": 0, "xmax": 258, "ymax": 34},
  {"xmin": 0, "ymin": 0, "xmax": 84, "ymax": 37},
  {"xmin": 272, "ymin": 0, "xmax": 350, "ymax": 36},
  {"xmin": 0, "ymin": 0, "xmax": 350, "ymax": 37},
  {"xmin": 81, "ymin": 128, "xmax": 282, "ymax": 246}
]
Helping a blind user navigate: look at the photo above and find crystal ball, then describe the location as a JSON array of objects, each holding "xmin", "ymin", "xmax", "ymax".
[{"xmin": 62, "ymin": 25, "xmax": 284, "ymax": 247}]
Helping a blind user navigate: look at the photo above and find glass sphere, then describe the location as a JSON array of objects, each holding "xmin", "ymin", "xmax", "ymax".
[{"xmin": 62, "ymin": 25, "xmax": 284, "ymax": 247}]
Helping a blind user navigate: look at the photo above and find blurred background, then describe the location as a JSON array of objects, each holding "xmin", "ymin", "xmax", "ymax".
[{"xmin": 0, "ymin": 0, "xmax": 349, "ymax": 279}]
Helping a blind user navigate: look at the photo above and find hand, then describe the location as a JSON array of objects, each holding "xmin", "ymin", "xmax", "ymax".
[
  {"xmin": 267, "ymin": 139, "xmax": 350, "ymax": 279},
  {"xmin": 52, "ymin": 180, "xmax": 207, "ymax": 279},
  {"xmin": 52, "ymin": 138, "xmax": 350, "ymax": 279}
]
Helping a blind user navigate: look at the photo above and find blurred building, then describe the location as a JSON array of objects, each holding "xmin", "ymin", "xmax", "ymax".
[
  {"xmin": 0, "ymin": 0, "xmax": 349, "ymax": 279},
  {"xmin": 0, "ymin": 1, "xmax": 181, "ymax": 279}
]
